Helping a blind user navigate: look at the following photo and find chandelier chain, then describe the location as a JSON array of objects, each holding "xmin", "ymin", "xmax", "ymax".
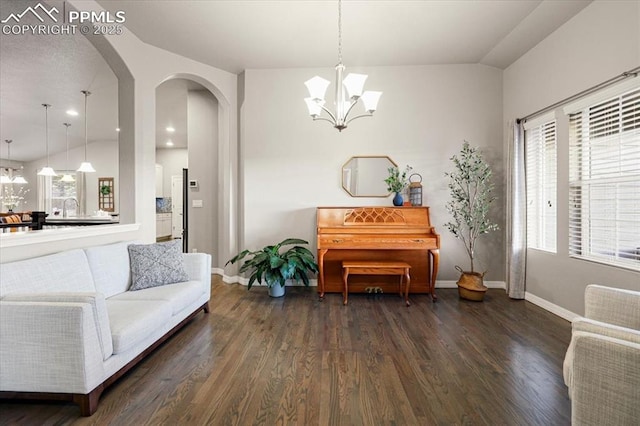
[
  {"xmin": 43, "ymin": 104, "xmax": 50, "ymax": 165},
  {"xmin": 64, "ymin": 123, "xmax": 71, "ymax": 168},
  {"xmin": 338, "ymin": 0, "xmax": 342, "ymax": 64}
]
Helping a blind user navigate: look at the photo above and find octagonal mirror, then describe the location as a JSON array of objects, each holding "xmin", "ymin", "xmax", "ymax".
[{"xmin": 342, "ymin": 156, "xmax": 397, "ymax": 197}]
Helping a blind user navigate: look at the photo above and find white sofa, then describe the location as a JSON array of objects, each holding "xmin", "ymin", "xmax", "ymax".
[
  {"xmin": 0, "ymin": 241, "xmax": 211, "ymax": 416},
  {"xmin": 563, "ymin": 284, "xmax": 640, "ymax": 425}
]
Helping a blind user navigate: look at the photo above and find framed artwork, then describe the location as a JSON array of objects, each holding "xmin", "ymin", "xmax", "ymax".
[{"xmin": 98, "ymin": 177, "xmax": 115, "ymax": 212}]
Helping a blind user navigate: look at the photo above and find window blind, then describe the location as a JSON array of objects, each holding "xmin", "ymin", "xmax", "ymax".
[
  {"xmin": 568, "ymin": 87, "xmax": 640, "ymax": 270},
  {"xmin": 525, "ymin": 118, "xmax": 557, "ymax": 252}
]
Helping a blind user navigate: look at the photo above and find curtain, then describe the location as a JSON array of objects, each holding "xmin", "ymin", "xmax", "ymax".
[
  {"xmin": 36, "ymin": 175, "xmax": 52, "ymax": 213},
  {"xmin": 506, "ymin": 120, "xmax": 526, "ymax": 299}
]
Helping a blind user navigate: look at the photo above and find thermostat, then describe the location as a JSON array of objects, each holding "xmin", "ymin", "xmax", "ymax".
[{"xmin": 189, "ymin": 180, "xmax": 198, "ymax": 188}]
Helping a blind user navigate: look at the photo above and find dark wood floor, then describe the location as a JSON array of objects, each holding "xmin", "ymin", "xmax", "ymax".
[{"xmin": 0, "ymin": 276, "xmax": 572, "ymax": 425}]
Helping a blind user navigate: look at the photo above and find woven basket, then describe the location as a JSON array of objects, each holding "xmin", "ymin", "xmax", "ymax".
[{"xmin": 455, "ymin": 267, "xmax": 488, "ymax": 301}]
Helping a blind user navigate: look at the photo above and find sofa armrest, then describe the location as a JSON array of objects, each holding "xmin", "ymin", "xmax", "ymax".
[
  {"xmin": 571, "ymin": 331, "xmax": 640, "ymax": 425},
  {"xmin": 0, "ymin": 301, "xmax": 106, "ymax": 394},
  {"xmin": 585, "ymin": 285, "xmax": 640, "ymax": 330},
  {"xmin": 573, "ymin": 318, "xmax": 640, "ymax": 343},
  {"xmin": 564, "ymin": 318, "xmax": 640, "ymax": 388},
  {"xmin": 1, "ymin": 292, "xmax": 113, "ymax": 360},
  {"xmin": 183, "ymin": 253, "xmax": 212, "ymax": 297}
]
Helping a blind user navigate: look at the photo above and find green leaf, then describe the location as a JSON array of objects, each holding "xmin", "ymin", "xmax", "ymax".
[{"xmin": 279, "ymin": 238, "xmax": 309, "ymax": 246}]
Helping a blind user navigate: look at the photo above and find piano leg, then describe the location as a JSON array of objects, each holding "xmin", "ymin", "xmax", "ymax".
[
  {"xmin": 342, "ymin": 267, "xmax": 349, "ymax": 305},
  {"xmin": 403, "ymin": 267, "xmax": 411, "ymax": 306},
  {"xmin": 430, "ymin": 249, "xmax": 440, "ymax": 302},
  {"xmin": 318, "ymin": 249, "xmax": 328, "ymax": 301}
]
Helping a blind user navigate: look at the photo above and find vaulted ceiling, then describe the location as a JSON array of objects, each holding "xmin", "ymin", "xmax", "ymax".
[{"xmin": 98, "ymin": 0, "xmax": 592, "ymax": 73}]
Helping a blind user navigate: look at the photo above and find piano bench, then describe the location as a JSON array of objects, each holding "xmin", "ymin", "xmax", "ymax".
[{"xmin": 341, "ymin": 261, "xmax": 412, "ymax": 306}]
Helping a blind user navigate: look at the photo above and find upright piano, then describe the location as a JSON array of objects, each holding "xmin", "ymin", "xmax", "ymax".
[{"xmin": 317, "ymin": 206, "xmax": 440, "ymax": 301}]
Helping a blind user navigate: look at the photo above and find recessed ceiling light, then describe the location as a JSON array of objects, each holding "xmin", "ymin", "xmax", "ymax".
[
  {"xmin": 166, "ymin": 140, "xmax": 174, "ymax": 147},
  {"xmin": 66, "ymin": 110, "xmax": 79, "ymax": 116},
  {"xmin": 116, "ymin": 127, "xmax": 120, "ymax": 132},
  {"xmin": 166, "ymin": 126, "xmax": 175, "ymax": 133}
]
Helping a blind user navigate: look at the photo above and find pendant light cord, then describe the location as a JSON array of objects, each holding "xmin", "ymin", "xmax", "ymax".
[
  {"xmin": 43, "ymin": 104, "xmax": 51, "ymax": 165},
  {"xmin": 64, "ymin": 123, "xmax": 71, "ymax": 169},
  {"xmin": 83, "ymin": 91, "xmax": 89, "ymax": 160},
  {"xmin": 337, "ymin": 0, "xmax": 342, "ymax": 64}
]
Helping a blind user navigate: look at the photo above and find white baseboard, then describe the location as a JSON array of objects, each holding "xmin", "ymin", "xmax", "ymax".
[{"xmin": 525, "ymin": 292, "xmax": 579, "ymax": 322}]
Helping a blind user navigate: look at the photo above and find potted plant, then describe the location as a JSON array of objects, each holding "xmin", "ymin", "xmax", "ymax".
[
  {"xmin": 226, "ymin": 238, "xmax": 319, "ymax": 298},
  {"xmin": 444, "ymin": 141, "xmax": 499, "ymax": 301},
  {"xmin": 384, "ymin": 165, "xmax": 412, "ymax": 206}
]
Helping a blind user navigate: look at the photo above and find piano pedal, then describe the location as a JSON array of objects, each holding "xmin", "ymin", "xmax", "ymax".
[{"xmin": 374, "ymin": 287, "xmax": 383, "ymax": 299}]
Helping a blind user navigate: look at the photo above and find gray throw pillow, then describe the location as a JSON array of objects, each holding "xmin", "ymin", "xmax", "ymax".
[{"xmin": 128, "ymin": 240, "xmax": 189, "ymax": 291}]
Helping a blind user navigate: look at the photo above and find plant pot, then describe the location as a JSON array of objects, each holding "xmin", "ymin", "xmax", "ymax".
[
  {"xmin": 393, "ymin": 192, "xmax": 404, "ymax": 206},
  {"xmin": 455, "ymin": 268, "xmax": 488, "ymax": 302},
  {"xmin": 268, "ymin": 283, "xmax": 285, "ymax": 298}
]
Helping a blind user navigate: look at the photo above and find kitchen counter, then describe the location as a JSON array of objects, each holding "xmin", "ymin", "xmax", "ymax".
[{"xmin": 46, "ymin": 216, "xmax": 119, "ymax": 226}]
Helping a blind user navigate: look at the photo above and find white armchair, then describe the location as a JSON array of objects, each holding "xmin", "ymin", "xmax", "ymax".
[{"xmin": 563, "ymin": 285, "xmax": 640, "ymax": 425}]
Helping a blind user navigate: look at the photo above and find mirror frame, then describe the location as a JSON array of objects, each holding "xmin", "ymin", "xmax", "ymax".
[{"xmin": 341, "ymin": 156, "xmax": 397, "ymax": 198}]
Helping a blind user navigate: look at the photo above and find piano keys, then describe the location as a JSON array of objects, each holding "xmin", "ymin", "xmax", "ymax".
[{"xmin": 317, "ymin": 206, "xmax": 440, "ymax": 301}]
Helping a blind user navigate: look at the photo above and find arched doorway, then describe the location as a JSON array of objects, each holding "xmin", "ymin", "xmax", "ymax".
[{"xmin": 156, "ymin": 77, "xmax": 221, "ymax": 263}]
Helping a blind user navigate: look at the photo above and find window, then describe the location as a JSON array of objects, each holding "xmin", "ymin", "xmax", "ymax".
[
  {"xmin": 37, "ymin": 171, "xmax": 79, "ymax": 215},
  {"xmin": 525, "ymin": 115, "xmax": 557, "ymax": 252},
  {"xmin": 567, "ymin": 85, "xmax": 640, "ymax": 270}
]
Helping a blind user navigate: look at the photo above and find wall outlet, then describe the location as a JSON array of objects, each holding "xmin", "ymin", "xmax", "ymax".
[
  {"xmin": 192, "ymin": 199, "xmax": 203, "ymax": 208},
  {"xmin": 192, "ymin": 248, "xmax": 198, "ymax": 253}
]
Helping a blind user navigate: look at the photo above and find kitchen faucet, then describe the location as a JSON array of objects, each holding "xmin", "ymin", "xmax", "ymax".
[{"xmin": 63, "ymin": 197, "xmax": 79, "ymax": 218}]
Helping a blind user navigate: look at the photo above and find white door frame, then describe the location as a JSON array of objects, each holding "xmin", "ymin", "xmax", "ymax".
[{"xmin": 170, "ymin": 174, "xmax": 184, "ymax": 239}]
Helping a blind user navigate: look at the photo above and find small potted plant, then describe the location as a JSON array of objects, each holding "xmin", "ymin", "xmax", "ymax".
[
  {"xmin": 226, "ymin": 238, "xmax": 319, "ymax": 298},
  {"xmin": 444, "ymin": 141, "xmax": 498, "ymax": 301},
  {"xmin": 384, "ymin": 165, "xmax": 412, "ymax": 206}
]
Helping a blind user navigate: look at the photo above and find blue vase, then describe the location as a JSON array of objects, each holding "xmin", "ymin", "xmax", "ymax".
[{"xmin": 393, "ymin": 192, "xmax": 403, "ymax": 206}]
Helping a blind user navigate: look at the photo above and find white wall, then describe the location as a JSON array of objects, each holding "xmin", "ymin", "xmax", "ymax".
[
  {"xmin": 503, "ymin": 0, "xmax": 640, "ymax": 315},
  {"xmin": 241, "ymin": 64, "xmax": 504, "ymax": 281},
  {"xmin": 187, "ymin": 90, "xmax": 219, "ymax": 261}
]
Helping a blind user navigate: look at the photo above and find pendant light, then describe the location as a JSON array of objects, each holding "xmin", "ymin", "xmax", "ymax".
[
  {"xmin": 37, "ymin": 104, "xmax": 57, "ymax": 177},
  {"xmin": 77, "ymin": 90, "xmax": 95, "ymax": 173},
  {"xmin": 3, "ymin": 140, "xmax": 28, "ymax": 184},
  {"xmin": 1, "ymin": 140, "xmax": 13, "ymax": 183},
  {"xmin": 60, "ymin": 123, "xmax": 75, "ymax": 182}
]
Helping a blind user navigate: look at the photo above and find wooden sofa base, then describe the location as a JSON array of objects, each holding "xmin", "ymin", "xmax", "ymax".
[{"xmin": 0, "ymin": 301, "xmax": 210, "ymax": 416}]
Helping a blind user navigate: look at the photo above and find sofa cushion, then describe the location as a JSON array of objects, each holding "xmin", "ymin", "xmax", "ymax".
[
  {"xmin": 84, "ymin": 241, "xmax": 134, "ymax": 298},
  {"xmin": 128, "ymin": 240, "xmax": 189, "ymax": 291},
  {"xmin": 0, "ymin": 249, "xmax": 95, "ymax": 297},
  {"xmin": 105, "ymin": 299, "xmax": 172, "ymax": 354},
  {"xmin": 109, "ymin": 281, "xmax": 204, "ymax": 315},
  {"xmin": 2, "ymin": 292, "xmax": 113, "ymax": 361}
]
